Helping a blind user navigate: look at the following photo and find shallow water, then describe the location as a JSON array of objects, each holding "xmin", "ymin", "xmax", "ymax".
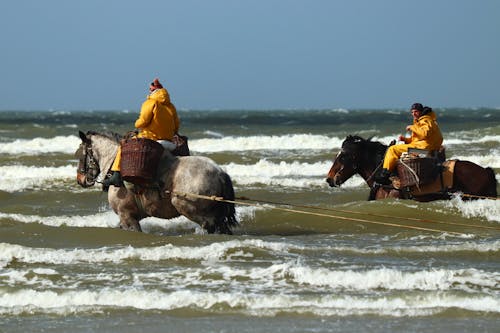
[{"xmin": 0, "ymin": 109, "xmax": 499, "ymax": 332}]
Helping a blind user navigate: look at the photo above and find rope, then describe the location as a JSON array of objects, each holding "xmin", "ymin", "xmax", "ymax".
[
  {"xmin": 234, "ymin": 196, "xmax": 500, "ymax": 232},
  {"xmin": 171, "ymin": 191, "xmax": 469, "ymax": 236},
  {"xmin": 399, "ymin": 159, "xmax": 421, "ymax": 191},
  {"xmin": 460, "ymin": 193, "xmax": 500, "ymax": 200}
]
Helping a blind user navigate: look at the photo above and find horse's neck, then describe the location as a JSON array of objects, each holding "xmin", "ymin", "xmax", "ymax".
[
  {"xmin": 92, "ymin": 135, "xmax": 119, "ymax": 176},
  {"xmin": 359, "ymin": 143, "xmax": 387, "ymax": 186}
]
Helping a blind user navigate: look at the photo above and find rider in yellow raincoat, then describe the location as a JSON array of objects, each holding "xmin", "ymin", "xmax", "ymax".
[
  {"xmin": 104, "ymin": 78, "xmax": 179, "ymax": 188},
  {"xmin": 376, "ymin": 103, "xmax": 443, "ymax": 185}
]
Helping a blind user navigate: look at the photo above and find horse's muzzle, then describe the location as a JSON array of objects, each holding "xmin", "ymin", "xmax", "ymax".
[
  {"xmin": 326, "ymin": 177, "xmax": 338, "ymax": 187},
  {"xmin": 77, "ymin": 173, "xmax": 95, "ymax": 188}
]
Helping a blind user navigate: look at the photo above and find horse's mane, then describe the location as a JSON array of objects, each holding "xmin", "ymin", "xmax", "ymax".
[
  {"xmin": 86, "ymin": 130, "xmax": 122, "ymax": 143},
  {"xmin": 343, "ymin": 135, "xmax": 388, "ymax": 161}
]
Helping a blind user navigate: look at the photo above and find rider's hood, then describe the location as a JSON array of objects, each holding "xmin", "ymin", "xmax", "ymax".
[
  {"xmin": 420, "ymin": 111, "xmax": 437, "ymax": 121},
  {"xmin": 147, "ymin": 88, "xmax": 170, "ymax": 105}
]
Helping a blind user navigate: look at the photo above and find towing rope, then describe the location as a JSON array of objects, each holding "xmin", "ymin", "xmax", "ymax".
[
  {"xmin": 234, "ymin": 196, "xmax": 500, "ymax": 232},
  {"xmin": 170, "ymin": 191, "xmax": 498, "ymax": 236}
]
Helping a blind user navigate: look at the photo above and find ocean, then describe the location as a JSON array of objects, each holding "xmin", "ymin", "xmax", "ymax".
[{"xmin": 0, "ymin": 108, "xmax": 499, "ymax": 332}]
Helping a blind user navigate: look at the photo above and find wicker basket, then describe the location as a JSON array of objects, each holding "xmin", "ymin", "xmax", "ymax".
[
  {"xmin": 397, "ymin": 157, "xmax": 438, "ymax": 187},
  {"xmin": 120, "ymin": 138, "xmax": 164, "ymax": 184}
]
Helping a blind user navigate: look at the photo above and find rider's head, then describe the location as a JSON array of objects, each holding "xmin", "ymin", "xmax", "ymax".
[
  {"xmin": 149, "ymin": 78, "xmax": 163, "ymax": 93},
  {"xmin": 410, "ymin": 103, "xmax": 424, "ymax": 120}
]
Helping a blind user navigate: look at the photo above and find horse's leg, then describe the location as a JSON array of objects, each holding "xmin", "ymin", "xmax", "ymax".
[
  {"xmin": 371, "ymin": 187, "xmax": 400, "ymax": 200},
  {"xmin": 109, "ymin": 187, "xmax": 143, "ymax": 232},
  {"xmin": 118, "ymin": 213, "xmax": 142, "ymax": 232}
]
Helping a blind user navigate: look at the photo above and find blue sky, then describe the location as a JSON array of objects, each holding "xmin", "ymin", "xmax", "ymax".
[{"xmin": 1, "ymin": 1, "xmax": 499, "ymax": 110}]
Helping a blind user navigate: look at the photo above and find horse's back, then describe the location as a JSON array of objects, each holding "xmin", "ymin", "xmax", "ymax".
[{"xmin": 453, "ymin": 160, "xmax": 497, "ymax": 197}]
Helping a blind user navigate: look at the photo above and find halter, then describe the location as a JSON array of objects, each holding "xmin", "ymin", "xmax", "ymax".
[
  {"xmin": 77, "ymin": 141, "xmax": 100, "ymax": 184},
  {"xmin": 337, "ymin": 148, "xmax": 359, "ymax": 172}
]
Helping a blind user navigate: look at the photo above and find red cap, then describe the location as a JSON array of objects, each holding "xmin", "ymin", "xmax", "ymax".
[{"xmin": 150, "ymin": 78, "xmax": 163, "ymax": 89}]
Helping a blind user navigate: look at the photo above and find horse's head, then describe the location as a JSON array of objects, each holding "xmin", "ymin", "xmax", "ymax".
[
  {"xmin": 326, "ymin": 135, "xmax": 368, "ymax": 187},
  {"xmin": 75, "ymin": 131, "xmax": 100, "ymax": 187}
]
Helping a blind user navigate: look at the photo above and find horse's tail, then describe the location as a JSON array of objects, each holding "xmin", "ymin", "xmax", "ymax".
[
  {"xmin": 214, "ymin": 172, "xmax": 238, "ymax": 234},
  {"xmin": 486, "ymin": 167, "xmax": 498, "ymax": 197}
]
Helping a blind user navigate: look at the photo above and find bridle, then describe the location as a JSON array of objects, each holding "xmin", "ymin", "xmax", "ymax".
[
  {"xmin": 336, "ymin": 148, "xmax": 359, "ymax": 173},
  {"xmin": 76, "ymin": 141, "xmax": 100, "ymax": 185}
]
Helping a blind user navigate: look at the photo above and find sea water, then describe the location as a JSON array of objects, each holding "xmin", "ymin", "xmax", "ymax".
[{"xmin": 0, "ymin": 108, "xmax": 499, "ymax": 332}]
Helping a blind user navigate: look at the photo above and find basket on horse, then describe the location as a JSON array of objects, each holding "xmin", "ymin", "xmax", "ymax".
[{"xmin": 120, "ymin": 137, "xmax": 164, "ymax": 185}]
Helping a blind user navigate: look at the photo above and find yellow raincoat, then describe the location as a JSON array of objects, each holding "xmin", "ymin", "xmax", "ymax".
[
  {"xmin": 382, "ymin": 111, "xmax": 443, "ymax": 171},
  {"xmin": 111, "ymin": 88, "xmax": 179, "ymax": 171}
]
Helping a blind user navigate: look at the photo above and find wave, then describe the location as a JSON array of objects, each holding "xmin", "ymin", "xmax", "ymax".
[
  {"xmin": 0, "ymin": 282, "xmax": 498, "ymax": 316},
  {"xmin": 0, "ymin": 160, "xmax": 365, "ymax": 192},
  {"xmin": 443, "ymin": 196, "xmax": 500, "ymax": 223},
  {"xmin": 0, "ymin": 136, "xmax": 81, "ymax": 155},
  {"xmin": 0, "ymin": 165, "xmax": 75, "ymax": 192},
  {"xmin": 2, "ymin": 132, "xmax": 499, "ymax": 156},
  {"xmin": 1, "ymin": 239, "xmax": 498, "ymax": 268},
  {"xmin": 222, "ymin": 159, "xmax": 365, "ymax": 188},
  {"xmin": 0, "ymin": 206, "xmax": 257, "ymax": 233}
]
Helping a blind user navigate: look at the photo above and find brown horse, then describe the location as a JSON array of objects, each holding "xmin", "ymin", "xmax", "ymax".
[{"xmin": 326, "ymin": 135, "xmax": 498, "ymax": 201}]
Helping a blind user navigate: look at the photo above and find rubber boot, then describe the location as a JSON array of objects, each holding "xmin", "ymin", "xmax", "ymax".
[
  {"xmin": 375, "ymin": 168, "xmax": 391, "ymax": 185},
  {"xmin": 103, "ymin": 171, "xmax": 123, "ymax": 191}
]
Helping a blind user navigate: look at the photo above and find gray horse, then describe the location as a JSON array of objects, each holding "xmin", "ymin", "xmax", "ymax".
[{"xmin": 75, "ymin": 130, "xmax": 238, "ymax": 234}]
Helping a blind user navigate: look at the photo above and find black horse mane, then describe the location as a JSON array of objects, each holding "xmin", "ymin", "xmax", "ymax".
[
  {"xmin": 86, "ymin": 130, "xmax": 123, "ymax": 143},
  {"xmin": 343, "ymin": 135, "xmax": 388, "ymax": 163}
]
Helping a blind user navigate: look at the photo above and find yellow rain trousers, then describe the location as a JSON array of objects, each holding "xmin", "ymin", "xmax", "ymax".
[
  {"xmin": 111, "ymin": 88, "xmax": 179, "ymax": 172},
  {"xmin": 382, "ymin": 111, "xmax": 443, "ymax": 171}
]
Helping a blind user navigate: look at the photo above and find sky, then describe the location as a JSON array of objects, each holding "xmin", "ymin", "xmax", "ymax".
[{"xmin": 0, "ymin": 1, "xmax": 499, "ymax": 110}]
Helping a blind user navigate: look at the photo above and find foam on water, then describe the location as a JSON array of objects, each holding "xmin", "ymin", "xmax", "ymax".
[
  {"xmin": 0, "ymin": 135, "xmax": 80, "ymax": 155},
  {"xmin": 0, "ymin": 205, "xmax": 257, "ymax": 232},
  {"xmin": 222, "ymin": 159, "xmax": 365, "ymax": 188},
  {"xmin": 1, "ymin": 239, "xmax": 498, "ymax": 268},
  {"xmin": 443, "ymin": 196, "xmax": 500, "ymax": 223},
  {"xmin": 0, "ymin": 165, "xmax": 75, "ymax": 192},
  {"xmin": 0, "ymin": 239, "xmax": 296, "ymax": 267},
  {"xmin": 0, "ymin": 132, "xmax": 499, "ymax": 156},
  {"xmin": 0, "ymin": 288, "xmax": 498, "ymax": 316},
  {"xmin": 0, "ymin": 159, "xmax": 366, "ymax": 192},
  {"xmin": 190, "ymin": 134, "xmax": 344, "ymax": 152}
]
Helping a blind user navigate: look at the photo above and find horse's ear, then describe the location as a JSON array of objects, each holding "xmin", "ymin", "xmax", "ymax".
[{"xmin": 79, "ymin": 130, "xmax": 90, "ymax": 143}]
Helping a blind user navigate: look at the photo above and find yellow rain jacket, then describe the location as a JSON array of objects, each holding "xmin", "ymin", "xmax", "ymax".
[
  {"xmin": 111, "ymin": 88, "xmax": 180, "ymax": 172},
  {"xmin": 383, "ymin": 111, "xmax": 443, "ymax": 171},
  {"xmin": 135, "ymin": 88, "xmax": 179, "ymax": 141}
]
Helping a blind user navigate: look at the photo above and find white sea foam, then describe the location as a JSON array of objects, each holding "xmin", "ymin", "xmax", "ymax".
[
  {"xmin": 0, "ymin": 239, "xmax": 295, "ymax": 267},
  {"xmin": 285, "ymin": 265, "xmax": 500, "ymax": 291},
  {"xmin": 0, "ymin": 135, "xmax": 81, "ymax": 155},
  {"xmin": 0, "ymin": 164, "xmax": 75, "ymax": 192},
  {"xmin": 190, "ymin": 134, "xmax": 344, "ymax": 152},
  {"xmin": 443, "ymin": 196, "xmax": 500, "ymax": 223},
  {"xmin": 0, "ymin": 205, "xmax": 257, "ymax": 232},
  {"xmin": 0, "ymin": 288, "xmax": 498, "ymax": 316},
  {"xmin": 0, "ymin": 159, "xmax": 366, "ymax": 192},
  {"xmin": 0, "ymin": 211, "xmax": 119, "ymax": 229},
  {"xmin": 1, "ymin": 133, "xmax": 499, "ymax": 156},
  {"xmin": 2, "ymin": 239, "xmax": 498, "ymax": 269},
  {"xmin": 222, "ymin": 159, "xmax": 364, "ymax": 188}
]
